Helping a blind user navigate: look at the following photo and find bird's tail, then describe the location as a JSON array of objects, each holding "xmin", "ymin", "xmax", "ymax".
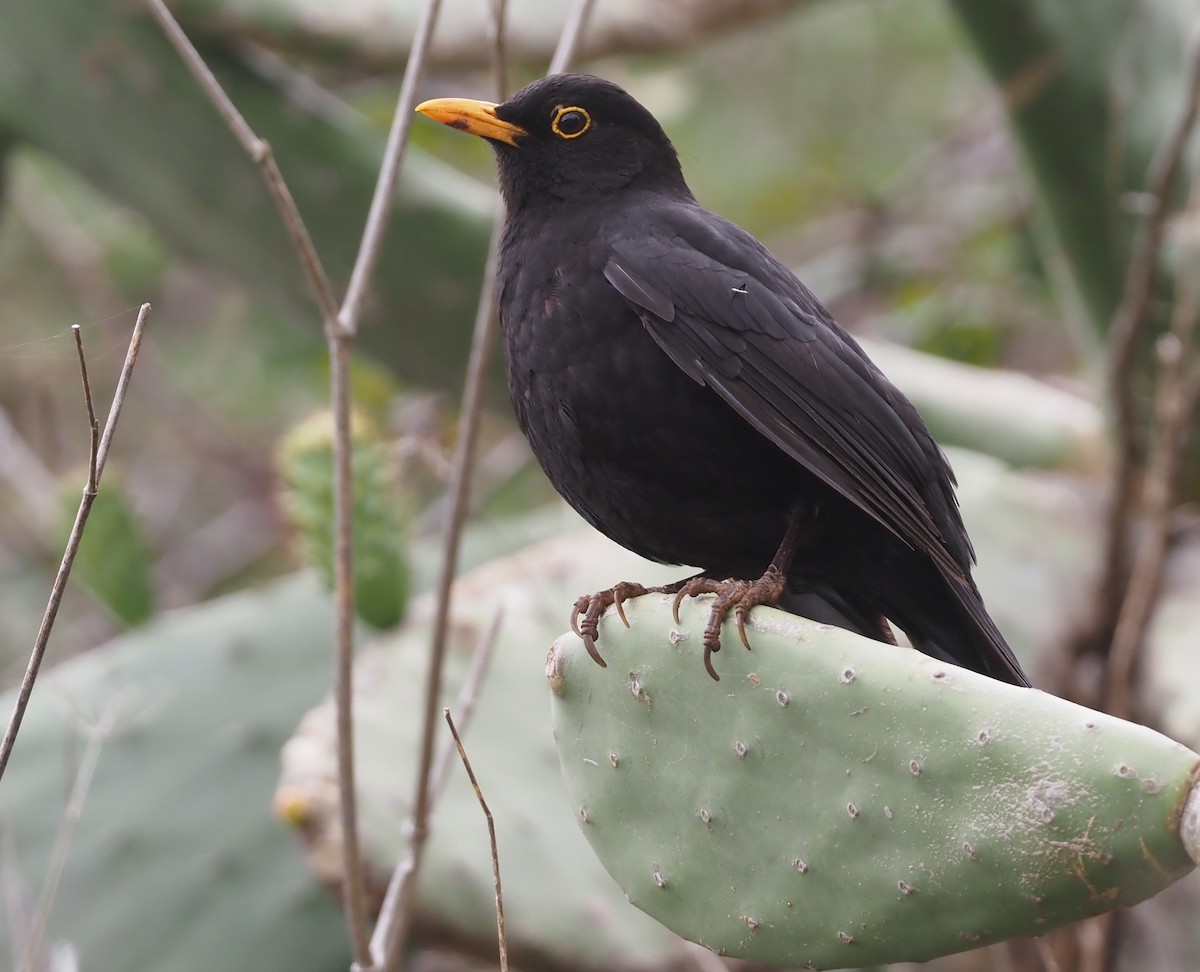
[
  {"xmin": 783, "ymin": 563, "xmax": 1032, "ymax": 687},
  {"xmin": 890, "ymin": 569, "xmax": 1031, "ymax": 687}
]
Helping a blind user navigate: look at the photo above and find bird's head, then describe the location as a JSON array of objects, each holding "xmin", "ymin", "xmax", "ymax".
[{"xmin": 416, "ymin": 74, "xmax": 688, "ymax": 208}]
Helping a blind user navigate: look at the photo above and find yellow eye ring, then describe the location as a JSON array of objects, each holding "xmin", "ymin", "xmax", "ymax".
[{"xmin": 551, "ymin": 105, "xmax": 592, "ymax": 139}]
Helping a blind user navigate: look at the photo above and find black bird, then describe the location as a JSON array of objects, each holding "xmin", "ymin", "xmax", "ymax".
[{"xmin": 417, "ymin": 75, "xmax": 1030, "ymax": 687}]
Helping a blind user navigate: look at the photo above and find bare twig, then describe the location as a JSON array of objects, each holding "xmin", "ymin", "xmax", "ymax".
[
  {"xmin": 337, "ymin": 0, "xmax": 446, "ymax": 337},
  {"xmin": 1105, "ymin": 227, "xmax": 1200, "ymax": 718},
  {"xmin": 95, "ymin": 307, "xmax": 152, "ymax": 481},
  {"xmin": 369, "ymin": 608, "xmax": 503, "ymax": 967},
  {"xmin": 549, "ymin": 0, "xmax": 598, "ymax": 76},
  {"xmin": 332, "ymin": 2, "xmax": 449, "ymax": 961},
  {"xmin": 428, "ymin": 608, "xmax": 504, "ymax": 799},
  {"xmin": 0, "ymin": 304, "xmax": 151, "ymax": 783},
  {"xmin": 139, "ymin": 0, "xmax": 339, "ymax": 325},
  {"xmin": 1092, "ymin": 32, "xmax": 1200, "ymax": 657},
  {"xmin": 376, "ymin": 220, "xmax": 504, "ymax": 972},
  {"xmin": 372, "ymin": 5, "xmax": 515, "ymax": 964},
  {"xmin": 487, "ymin": 0, "xmax": 510, "ymax": 109},
  {"xmin": 72, "ymin": 326, "xmax": 99, "ymax": 491},
  {"xmin": 443, "ymin": 708, "xmax": 507, "ymax": 972},
  {"xmin": 327, "ymin": 354, "xmax": 372, "ymax": 968},
  {"xmin": 141, "ymin": 0, "xmax": 452, "ymax": 961},
  {"xmin": 379, "ymin": 10, "xmax": 596, "ymax": 961}
]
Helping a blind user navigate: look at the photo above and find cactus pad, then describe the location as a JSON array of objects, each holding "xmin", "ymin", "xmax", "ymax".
[{"xmin": 548, "ymin": 596, "xmax": 1199, "ymax": 969}]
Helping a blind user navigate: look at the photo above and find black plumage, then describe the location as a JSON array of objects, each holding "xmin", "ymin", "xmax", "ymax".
[{"xmin": 417, "ymin": 74, "xmax": 1030, "ymax": 687}]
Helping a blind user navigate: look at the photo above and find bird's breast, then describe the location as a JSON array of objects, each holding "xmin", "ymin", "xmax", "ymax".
[{"xmin": 495, "ymin": 222, "xmax": 806, "ymax": 570}]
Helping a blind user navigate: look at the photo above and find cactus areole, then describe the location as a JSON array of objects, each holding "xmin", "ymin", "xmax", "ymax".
[{"xmin": 548, "ymin": 597, "xmax": 1199, "ymax": 968}]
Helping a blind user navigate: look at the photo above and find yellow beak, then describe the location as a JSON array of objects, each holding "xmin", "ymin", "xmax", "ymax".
[{"xmin": 415, "ymin": 97, "xmax": 528, "ymax": 147}]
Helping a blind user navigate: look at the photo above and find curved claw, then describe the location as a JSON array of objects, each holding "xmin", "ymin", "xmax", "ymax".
[
  {"xmin": 582, "ymin": 633, "xmax": 608, "ymax": 668},
  {"xmin": 671, "ymin": 588, "xmax": 686, "ymax": 624},
  {"xmin": 703, "ymin": 644, "xmax": 720, "ymax": 681},
  {"xmin": 614, "ymin": 595, "xmax": 631, "ymax": 628},
  {"xmin": 570, "ymin": 596, "xmax": 590, "ymax": 638},
  {"xmin": 735, "ymin": 607, "xmax": 753, "ymax": 652}
]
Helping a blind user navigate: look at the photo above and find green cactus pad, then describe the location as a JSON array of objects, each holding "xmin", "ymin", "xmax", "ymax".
[
  {"xmin": 277, "ymin": 410, "xmax": 409, "ymax": 629},
  {"xmin": 548, "ymin": 596, "xmax": 1199, "ymax": 969}
]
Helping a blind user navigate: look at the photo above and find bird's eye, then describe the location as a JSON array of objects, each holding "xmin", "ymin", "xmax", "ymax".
[{"xmin": 551, "ymin": 105, "xmax": 592, "ymax": 139}]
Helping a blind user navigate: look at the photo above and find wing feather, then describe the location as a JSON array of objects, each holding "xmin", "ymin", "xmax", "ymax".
[{"xmin": 603, "ymin": 208, "xmax": 972, "ymax": 580}]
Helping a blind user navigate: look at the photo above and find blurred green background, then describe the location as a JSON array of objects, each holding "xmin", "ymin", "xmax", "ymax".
[{"xmin": 0, "ymin": 0, "xmax": 1078, "ymax": 666}]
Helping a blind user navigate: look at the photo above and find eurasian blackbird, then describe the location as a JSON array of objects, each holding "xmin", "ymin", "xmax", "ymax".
[{"xmin": 417, "ymin": 74, "xmax": 1030, "ymax": 687}]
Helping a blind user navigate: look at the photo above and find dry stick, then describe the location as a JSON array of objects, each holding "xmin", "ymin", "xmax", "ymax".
[
  {"xmin": 372, "ymin": 1, "xmax": 524, "ymax": 964},
  {"xmin": 377, "ymin": 220, "xmax": 505, "ymax": 972},
  {"xmin": 1105, "ymin": 239, "xmax": 1200, "ymax": 718},
  {"xmin": 376, "ymin": 17, "xmax": 600, "ymax": 960},
  {"xmin": 140, "ymin": 0, "xmax": 339, "ymax": 324},
  {"xmin": 139, "ymin": 1, "xmax": 359, "ymax": 958},
  {"xmin": 74, "ymin": 325, "xmax": 100, "ymax": 489},
  {"xmin": 142, "ymin": 0, "xmax": 449, "ymax": 961},
  {"xmin": 330, "ymin": 2, "xmax": 447, "ymax": 961},
  {"xmin": 368, "ymin": 608, "xmax": 504, "ymax": 968},
  {"xmin": 548, "ymin": 0, "xmax": 598, "ymax": 75},
  {"xmin": 1094, "ymin": 33, "xmax": 1200, "ymax": 657},
  {"xmin": 443, "ymin": 708, "xmax": 508, "ymax": 972},
  {"xmin": 426, "ymin": 608, "xmax": 504, "ymax": 800},
  {"xmin": 487, "ymin": 0, "xmax": 510, "ymax": 104},
  {"xmin": 327, "ymin": 350, "xmax": 373, "ymax": 968},
  {"xmin": 338, "ymin": 0, "xmax": 446, "ymax": 336},
  {"xmin": 331, "ymin": 0, "xmax": 447, "ymax": 962},
  {"xmin": 0, "ymin": 304, "xmax": 151, "ymax": 783}
]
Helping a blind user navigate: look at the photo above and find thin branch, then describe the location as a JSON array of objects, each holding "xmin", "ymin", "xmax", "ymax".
[
  {"xmin": 1093, "ymin": 31, "xmax": 1200, "ymax": 653},
  {"xmin": 94, "ymin": 305, "xmax": 152, "ymax": 483},
  {"xmin": 139, "ymin": 0, "xmax": 339, "ymax": 326},
  {"xmin": 0, "ymin": 304, "xmax": 151, "ymax": 783},
  {"xmin": 141, "ymin": 0, "xmax": 451, "ymax": 963},
  {"xmin": 337, "ymin": 0, "xmax": 446, "ymax": 336},
  {"xmin": 487, "ymin": 0, "xmax": 510, "ymax": 102},
  {"xmin": 71, "ymin": 325, "xmax": 99, "ymax": 491},
  {"xmin": 369, "ymin": 608, "xmax": 503, "ymax": 968},
  {"xmin": 376, "ymin": 224, "xmax": 503, "ymax": 972},
  {"xmin": 1105, "ymin": 230, "xmax": 1200, "ymax": 718},
  {"xmin": 428, "ymin": 609, "xmax": 504, "ymax": 801},
  {"xmin": 549, "ymin": 0, "xmax": 598, "ymax": 76},
  {"xmin": 373, "ymin": 6, "xmax": 515, "ymax": 964},
  {"xmin": 443, "ymin": 708, "xmax": 507, "ymax": 972},
  {"xmin": 332, "ymin": 3, "xmax": 449, "ymax": 964},
  {"xmin": 328, "ymin": 354, "xmax": 372, "ymax": 969}
]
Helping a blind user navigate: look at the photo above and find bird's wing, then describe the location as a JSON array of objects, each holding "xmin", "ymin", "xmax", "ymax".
[{"xmin": 603, "ymin": 208, "xmax": 971, "ymax": 580}]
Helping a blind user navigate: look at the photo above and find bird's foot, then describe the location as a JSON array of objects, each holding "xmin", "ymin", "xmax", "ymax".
[
  {"xmin": 671, "ymin": 567, "xmax": 787, "ymax": 680},
  {"xmin": 572, "ymin": 581, "xmax": 682, "ymax": 668}
]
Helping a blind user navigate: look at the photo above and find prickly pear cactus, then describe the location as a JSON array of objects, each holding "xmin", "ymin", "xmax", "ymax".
[
  {"xmin": 0, "ymin": 575, "xmax": 352, "ymax": 972},
  {"xmin": 277, "ymin": 410, "xmax": 409, "ymax": 629},
  {"xmin": 548, "ymin": 596, "xmax": 1200, "ymax": 969}
]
